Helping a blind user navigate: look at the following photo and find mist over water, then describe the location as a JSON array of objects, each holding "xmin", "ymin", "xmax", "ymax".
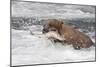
[{"xmin": 11, "ymin": 0, "xmax": 96, "ymax": 66}]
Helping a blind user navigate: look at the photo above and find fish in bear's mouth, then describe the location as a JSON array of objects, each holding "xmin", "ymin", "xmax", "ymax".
[{"xmin": 42, "ymin": 25, "xmax": 65, "ymax": 43}]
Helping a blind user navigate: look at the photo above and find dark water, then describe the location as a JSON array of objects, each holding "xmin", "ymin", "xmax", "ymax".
[{"xmin": 11, "ymin": 17, "xmax": 96, "ymax": 33}]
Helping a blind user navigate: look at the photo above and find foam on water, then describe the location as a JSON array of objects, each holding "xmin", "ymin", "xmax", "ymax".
[{"xmin": 12, "ymin": 28, "xmax": 95, "ymax": 66}]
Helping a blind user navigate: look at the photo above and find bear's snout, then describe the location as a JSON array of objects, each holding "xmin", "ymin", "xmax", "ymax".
[{"xmin": 42, "ymin": 28, "xmax": 49, "ymax": 34}]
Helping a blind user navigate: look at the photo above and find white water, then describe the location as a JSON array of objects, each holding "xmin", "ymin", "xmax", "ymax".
[
  {"xmin": 12, "ymin": 26, "xmax": 95, "ymax": 66},
  {"xmin": 12, "ymin": 1, "xmax": 95, "ymax": 19}
]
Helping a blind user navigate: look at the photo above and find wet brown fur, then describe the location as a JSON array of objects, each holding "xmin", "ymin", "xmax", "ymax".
[{"xmin": 43, "ymin": 19, "xmax": 94, "ymax": 49}]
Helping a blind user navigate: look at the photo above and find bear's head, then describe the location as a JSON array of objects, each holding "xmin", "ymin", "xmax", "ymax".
[{"xmin": 42, "ymin": 19, "xmax": 63, "ymax": 35}]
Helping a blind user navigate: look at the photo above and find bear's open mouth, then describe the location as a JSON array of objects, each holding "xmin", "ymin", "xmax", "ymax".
[
  {"xmin": 42, "ymin": 27, "xmax": 58, "ymax": 34},
  {"xmin": 42, "ymin": 29, "xmax": 49, "ymax": 33}
]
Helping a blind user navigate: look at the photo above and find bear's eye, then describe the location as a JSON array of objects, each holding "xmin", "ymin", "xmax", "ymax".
[
  {"xmin": 52, "ymin": 29, "xmax": 56, "ymax": 31},
  {"xmin": 50, "ymin": 28, "xmax": 57, "ymax": 31}
]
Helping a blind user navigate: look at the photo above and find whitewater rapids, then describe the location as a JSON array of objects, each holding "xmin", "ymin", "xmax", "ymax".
[{"xmin": 12, "ymin": 26, "xmax": 95, "ymax": 66}]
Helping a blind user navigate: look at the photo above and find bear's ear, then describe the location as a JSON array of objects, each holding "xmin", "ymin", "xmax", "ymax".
[
  {"xmin": 59, "ymin": 21, "xmax": 64, "ymax": 26},
  {"xmin": 59, "ymin": 19, "xmax": 64, "ymax": 25},
  {"xmin": 61, "ymin": 21, "xmax": 64, "ymax": 24}
]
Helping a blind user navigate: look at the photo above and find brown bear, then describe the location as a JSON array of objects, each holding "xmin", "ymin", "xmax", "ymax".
[{"xmin": 42, "ymin": 19, "xmax": 94, "ymax": 49}]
